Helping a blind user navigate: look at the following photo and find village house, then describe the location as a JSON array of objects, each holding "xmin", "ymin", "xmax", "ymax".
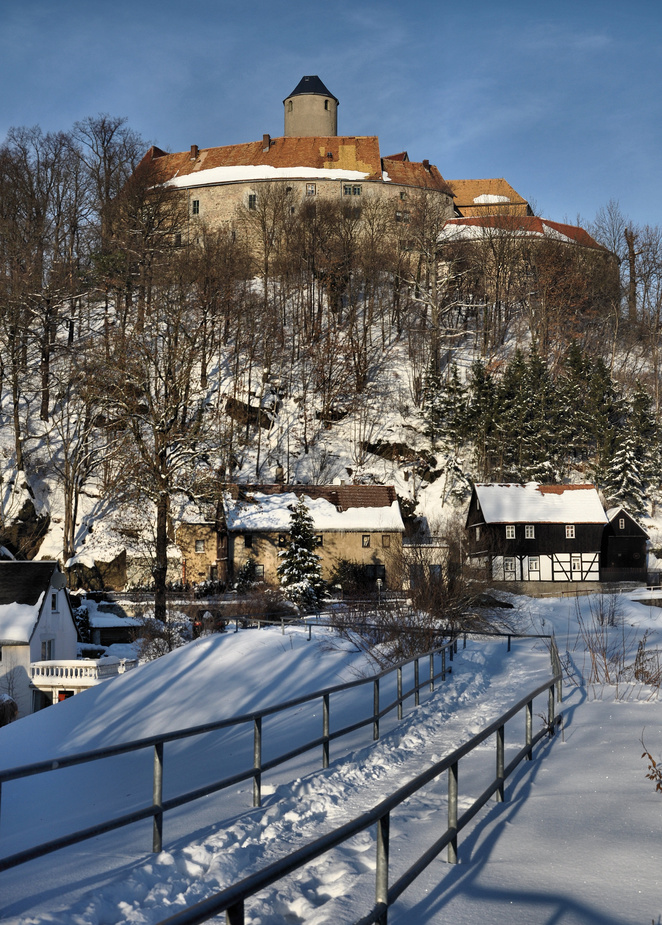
[
  {"xmin": 174, "ymin": 484, "xmax": 405, "ymax": 590},
  {"xmin": 465, "ymin": 483, "xmax": 610, "ymax": 584},
  {"xmin": 601, "ymin": 506, "xmax": 648, "ymax": 583},
  {"xmin": 0, "ymin": 561, "xmax": 78, "ymax": 719},
  {"xmin": 221, "ymin": 484, "xmax": 405, "ymax": 589}
]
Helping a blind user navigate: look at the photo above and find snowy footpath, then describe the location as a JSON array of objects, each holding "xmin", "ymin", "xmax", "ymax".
[{"xmin": 1, "ymin": 596, "xmax": 662, "ymax": 924}]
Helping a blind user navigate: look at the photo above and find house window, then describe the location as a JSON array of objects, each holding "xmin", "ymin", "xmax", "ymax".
[
  {"xmin": 362, "ymin": 535, "xmax": 371, "ymax": 548},
  {"xmin": 505, "ymin": 525, "xmax": 515, "ymax": 539},
  {"xmin": 278, "ymin": 534, "xmax": 288, "ymax": 547},
  {"xmin": 254, "ymin": 564, "xmax": 265, "ymax": 579},
  {"xmin": 504, "ymin": 557, "xmax": 516, "ymax": 574},
  {"xmin": 565, "ymin": 525, "xmax": 575, "ymax": 539},
  {"xmin": 51, "ymin": 592, "xmax": 58, "ymax": 612},
  {"xmin": 195, "ymin": 540, "xmax": 205, "ymax": 553},
  {"xmin": 306, "ymin": 183, "xmax": 316, "ymax": 196},
  {"xmin": 400, "ymin": 191, "xmax": 407, "ymax": 200},
  {"xmin": 248, "ymin": 194, "xmax": 257, "ymax": 210},
  {"xmin": 343, "ymin": 184, "xmax": 362, "ymax": 196},
  {"xmin": 572, "ymin": 555, "xmax": 581, "ymax": 572},
  {"xmin": 529, "ymin": 556, "xmax": 540, "ymax": 572},
  {"xmin": 41, "ymin": 639, "xmax": 54, "ymax": 661},
  {"xmin": 315, "ymin": 535, "xmax": 324, "ymax": 547},
  {"xmin": 382, "ymin": 535, "xmax": 391, "ymax": 548},
  {"xmin": 191, "ymin": 199, "xmax": 200, "ymax": 216},
  {"xmin": 525, "ymin": 525, "xmax": 535, "ymax": 539},
  {"xmin": 618, "ymin": 518, "xmax": 625, "ymax": 530},
  {"xmin": 244, "ymin": 534, "xmax": 253, "ymax": 548}
]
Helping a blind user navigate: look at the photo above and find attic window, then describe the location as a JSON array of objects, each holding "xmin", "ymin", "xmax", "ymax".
[
  {"xmin": 565, "ymin": 525, "xmax": 575, "ymax": 539},
  {"xmin": 618, "ymin": 517, "xmax": 625, "ymax": 530},
  {"xmin": 51, "ymin": 592, "xmax": 58, "ymax": 612}
]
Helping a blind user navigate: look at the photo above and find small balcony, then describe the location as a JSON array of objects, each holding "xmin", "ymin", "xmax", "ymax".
[{"xmin": 30, "ymin": 657, "xmax": 138, "ymax": 695}]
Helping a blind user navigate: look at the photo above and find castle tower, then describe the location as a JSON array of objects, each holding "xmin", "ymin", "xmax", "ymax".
[{"xmin": 283, "ymin": 76, "xmax": 338, "ymax": 137}]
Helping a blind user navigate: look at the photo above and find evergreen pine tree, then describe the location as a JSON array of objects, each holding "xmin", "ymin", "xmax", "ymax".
[
  {"xmin": 601, "ymin": 430, "xmax": 648, "ymax": 516},
  {"xmin": 277, "ymin": 496, "xmax": 326, "ymax": 610}
]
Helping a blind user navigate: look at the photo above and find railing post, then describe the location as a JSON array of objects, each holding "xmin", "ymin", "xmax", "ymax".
[
  {"xmin": 375, "ymin": 812, "xmax": 390, "ymax": 924},
  {"xmin": 441, "ymin": 647, "xmax": 446, "ymax": 681},
  {"xmin": 448, "ymin": 760, "xmax": 458, "ymax": 864},
  {"xmin": 373, "ymin": 678, "xmax": 380, "ymax": 741},
  {"xmin": 323, "ymin": 692, "xmax": 330, "ymax": 769},
  {"xmin": 226, "ymin": 899, "xmax": 245, "ymax": 924},
  {"xmin": 152, "ymin": 741, "xmax": 164, "ymax": 853},
  {"xmin": 253, "ymin": 716, "xmax": 262, "ymax": 807},
  {"xmin": 397, "ymin": 666, "xmax": 403, "ymax": 720},
  {"xmin": 449, "ymin": 641, "xmax": 454, "ymax": 663},
  {"xmin": 414, "ymin": 658, "xmax": 420, "ymax": 707},
  {"xmin": 526, "ymin": 699, "xmax": 533, "ymax": 760},
  {"xmin": 507, "ymin": 634, "xmax": 511, "ymax": 652},
  {"xmin": 281, "ymin": 618, "xmax": 284, "ymax": 635},
  {"xmin": 429, "ymin": 652, "xmax": 434, "ymax": 691},
  {"xmin": 548, "ymin": 684, "xmax": 556, "ymax": 735},
  {"xmin": 308, "ymin": 622, "xmax": 312, "ymax": 641},
  {"xmin": 496, "ymin": 724, "xmax": 505, "ymax": 802}
]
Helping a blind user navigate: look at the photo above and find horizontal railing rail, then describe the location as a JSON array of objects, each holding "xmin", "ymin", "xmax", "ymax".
[
  {"xmin": 154, "ymin": 672, "xmax": 562, "ymax": 925},
  {"xmin": 0, "ymin": 634, "xmax": 459, "ymax": 874}
]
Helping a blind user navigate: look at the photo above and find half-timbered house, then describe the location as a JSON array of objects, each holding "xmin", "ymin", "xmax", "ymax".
[{"xmin": 465, "ymin": 483, "xmax": 608, "ymax": 583}]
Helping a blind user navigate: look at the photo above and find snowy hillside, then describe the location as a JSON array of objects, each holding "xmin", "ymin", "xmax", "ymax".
[{"xmin": 1, "ymin": 590, "xmax": 661, "ymax": 924}]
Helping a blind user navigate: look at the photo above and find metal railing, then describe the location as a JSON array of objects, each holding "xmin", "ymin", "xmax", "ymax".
[
  {"xmin": 155, "ymin": 670, "xmax": 562, "ymax": 925},
  {"xmin": 0, "ymin": 636, "xmax": 458, "ymax": 874}
]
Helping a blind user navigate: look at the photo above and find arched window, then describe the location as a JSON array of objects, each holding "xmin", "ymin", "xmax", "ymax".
[{"xmin": 288, "ymin": 100, "xmax": 293, "ymax": 112}]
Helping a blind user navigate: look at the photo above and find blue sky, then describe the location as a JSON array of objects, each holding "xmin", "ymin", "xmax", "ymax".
[{"xmin": 2, "ymin": 0, "xmax": 661, "ymax": 229}]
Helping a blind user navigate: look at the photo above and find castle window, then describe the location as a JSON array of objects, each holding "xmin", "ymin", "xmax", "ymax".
[
  {"xmin": 191, "ymin": 199, "xmax": 200, "ymax": 216},
  {"xmin": 400, "ymin": 191, "xmax": 407, "ymax": 200},
  {"xmin": 343, "ymin": 184, "xmax": 362, "ymax": 196},
  {"xmin": 324, "ymin": 99, "xmax": 329, "ymax": 110},
  {"xmin": 382, "ymin": 535, "xmax": 391, "ymax": 548},
  {"xmin": 306, "ymin": 183, "xmax": 316, "ymax": 196},
  {"xmin": 315, "ymin": 535, "xmax": 324, "ymax": 547},
  {"xmin": 248, "ymin": 194, "xmax": 257, "ymax": 211},
  {"xmin": 362, "ymin": 535, "xmax": 371, "ymax": 548},
  {"xmin": 174, "ymin": 232, "xmax": 182, "ymax": 247},
  {"xmin": 288, "ymin": 100, "xmax": 293, "ymax": 112},
  {"xmin": 244, "ymin": 534, "xmax": 253, "ymax": 548},
  {"xmin": 195, "ymin": 539, "xmax": 205, "ymax": 553},
  {"xmin": 395, "ymin": 210, "xmax": 410, "ymax": 223}
]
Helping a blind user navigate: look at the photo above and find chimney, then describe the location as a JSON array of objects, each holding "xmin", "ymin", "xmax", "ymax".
[
  {"xmin": 190, "ymin": 144, "xmax": 199, "ymax": 160},
  {"xmin": 423, "ymin": 159, "xmax": 430, "ymax": 171},
  {"xmin": 263, "ymin": 133, "xmax": 271, "ymax": 152}
]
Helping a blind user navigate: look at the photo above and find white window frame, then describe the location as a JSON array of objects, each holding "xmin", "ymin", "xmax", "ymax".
[
  {"xmin": 618, "ymin": 517, "xmax": 625, "ymax": 530},
  {"xmin": 571, "ymin": 554, "xmax": 582, "ymax": 572},
  {"xmin": 525, "ymin": 525, "xmax": 535, "ymax": 539},
  {"xmin": 565, "ymin": 525, "xmax": 575, "ymax": 539},
  {"xmin": 528, "ymin": 556, "xmax": 540, "ymax": 572},
  {"xmin": 195, "ymin": 539, "xmax": 205, "ymax": 553},
  {"xmin": 503, "ymin": 557, "xmax": 516, "ymax": 574},
  {"xmin": 306, "ymin": 183, "xmax": 316, "ymax": 196},
  {"xmin": 191, "ymin": 199, "xmax": 200, "ymax": 216},
  {"xmin": 505, "ymin": 525, "xmax": 515, "ymax": 539}
]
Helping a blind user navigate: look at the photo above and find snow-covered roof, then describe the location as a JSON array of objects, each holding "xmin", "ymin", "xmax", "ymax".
[
  {"xmin": 223, "ymin": 490, "xmax": 404, "ymax": 533},
  {"xmin": 474, "ymin": 483, "xmax": 607, "ymax": 525},
  {"xmin": 0, "ymin": 593, "xmax": 45, "ymax": 644},
  {"xmin": 167, "ymin": 164, "xmax": 370, "ymax": 188}
]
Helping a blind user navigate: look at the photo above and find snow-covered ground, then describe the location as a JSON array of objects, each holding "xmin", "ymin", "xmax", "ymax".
[{"xmin": 1, "ymin": 591, "xmax": 661, "ymax": 924}]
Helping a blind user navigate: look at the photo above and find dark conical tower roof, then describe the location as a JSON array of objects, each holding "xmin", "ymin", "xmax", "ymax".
[{"xmin": 284, "ymin": 76, "xmax": 339, "ymax": 104}]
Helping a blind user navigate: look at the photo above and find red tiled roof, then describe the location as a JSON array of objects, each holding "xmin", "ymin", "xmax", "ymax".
[
  {"xmin": 382, "ymin": 157, "xmax": 454, "ymax": 195},
  {"xmin": 444, "ymin": 215, "xmax": 607, "ymax": 251},
  {"xmin": 228, "ymin": 484, "xmax": 397, "ymax": 510},
  {"xmin": 447, "ymin": 178, "xmax": 530, "ymax": 215},
  {"xmin": 142, "ymin": 137, "xmax": 385, "ymax": 183}
]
